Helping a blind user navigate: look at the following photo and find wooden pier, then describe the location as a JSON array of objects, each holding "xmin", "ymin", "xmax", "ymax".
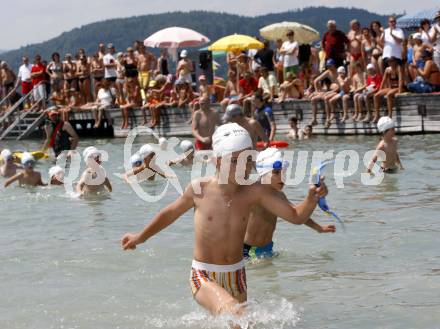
[{"xmin": 16, "ymin": 94, "xmax": 440, "ymax": 140}]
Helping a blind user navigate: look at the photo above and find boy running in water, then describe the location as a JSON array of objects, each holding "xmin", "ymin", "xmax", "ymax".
[
  {"xmin": 4, "ymin": 153, "xmax": 46, "ymax": 187},
  {"xmin": 121, "ymin": 123, "xmax": 328, "ymax": 317},
  {"xmin": 1, "ymin": 149, "xmax": 20, "ymax": 178},
  {"xmin": 367, "ymin": 116, "xmax": 404, "ymax": 173},
  {"xmin": 244, "ymin": 148, "xmax": 335, "ymax": 259}
]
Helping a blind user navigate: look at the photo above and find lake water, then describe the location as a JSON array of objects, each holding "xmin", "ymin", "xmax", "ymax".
[{"xmin": 1, "ymin": 134, "xmax": 440, "ymax": 329}]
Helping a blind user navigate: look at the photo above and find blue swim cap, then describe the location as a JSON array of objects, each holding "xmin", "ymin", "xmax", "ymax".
[{"xmin": 326, "ymin": 58, "xmax": 336, "ymax": 67}]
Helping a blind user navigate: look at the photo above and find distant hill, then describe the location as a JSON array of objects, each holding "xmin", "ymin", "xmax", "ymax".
[{"xmin": 2, "ymin": 7, "xmax": 392, "ymax": 70}]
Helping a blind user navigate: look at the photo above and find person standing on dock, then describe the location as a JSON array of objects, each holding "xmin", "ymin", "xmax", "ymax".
[
  {"xmin": 15, "ymin": 57, "xmax": 33, "ymax": 109},
  {"xmin": 191, "ymin": 96, "xmax": 221, "ymax": 150}
]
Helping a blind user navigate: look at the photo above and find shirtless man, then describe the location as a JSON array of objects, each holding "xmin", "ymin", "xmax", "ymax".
[
  {"xmin": 192, "ymin": 96, "xmax": 221, "ymax": 150},
  {"xmin": 352, "ymin": 62, "xmax": 367, "ymax": 121},
  {"xmin": 347, "ymin": 20, "xmax": 364, "ymax": 75},
  {"xmin": 220, "ymin": 70, "xmax": 239, "ymax": 111},
  {"xmin": 4, "ymin": 153, "xmax": 45, "ymax": 187},
  {"xmin": 1, "ymin": 149, "xmax": 20, "ymax": 178},
  {"xmin": 120, "ymin": 77, "xmax": 141, "ymax": 129},
  {"xmin": 244, "ymin": 148, "xmax": 335, "ymax": 259},
  {"xmin": 76, "ymin": 147, "xmax": 112, "ymax": 195},
  {"xmin": 98, "ymin": 43, "xmax": 106, "ymax": 60},
  {"xmin": 222, "ymin": 104, "xmax": 268, "ymax": 149},
  {"xmin": 121, "ymin": 123, "xmax": 328, "ymax": 318},
  {"xmin": 0, "ymin": 62, "xmax": 16, "ymax": 101},
  {"xmin": 277, "ymin": 72, "xmax": 303, "ymax": 103},
  {"xmin": 367, "ymin": 116, "xmax": 404, "ymax": 173},
  {"xmin": 137, "ymin": 45, "xmax": 156, "ymax": 103}
]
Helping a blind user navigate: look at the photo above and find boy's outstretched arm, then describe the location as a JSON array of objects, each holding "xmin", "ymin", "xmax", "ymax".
[
  {"xmin": 367, "ymin": 141, "xmax": 384, "ymax": 173},
  {"xmin": 304, "ymin": 218, "xmax": 336, "ymax": 233},
  {"xmin": 258, "ymin": 181, "xmax": 327, "ymax": 225},
  {"xmin": 121, "ymin": 183, "xmax": 195, "ymax": 250},
  {"xmin": 4, "ymin": 172, "xmax": 23, "ymax": 188},
  {"xmin": 396, "ymin": 152, "xmax": 404, "ymax": 170}
]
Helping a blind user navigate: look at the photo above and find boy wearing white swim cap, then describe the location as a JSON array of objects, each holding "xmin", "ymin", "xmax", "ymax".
[
  {"xmin": 76, "ymin": 147, "xmax": 112, "ymax": 195},
  {"xmin": 367, "ymin": 116, "xmax": 404, "ymax": 173},
  {"xmin": 244, "ymin": 148, "xmax": 335, "ymax": 260},
  {"xmin": 4, "ymin": 153, "xmax": 46, "ymax": 187},
  {"xmin": 167, "ymin": 140, "xmax": 195, "ymax": 167},
  {"xmin": 1, "ymin": 149, "xmax": 20, "ymax": 178},
  {"xmin": 48, "ymin": 166, "xmax": 65, "ymax": 186},
  {"xmin": 125, "ymin": 144, "xmax": 169, "ymax": 182},
  {"xmin": 121, "ymin": 123, "xmax": 329, "ymax": 319}
]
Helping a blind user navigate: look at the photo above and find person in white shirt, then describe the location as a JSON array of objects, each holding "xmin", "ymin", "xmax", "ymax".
[
  {"xmin": 381, "ymin": 16, "xmax": 405, "ymax": 66},
  {"xmin": 94, "ymin": 79, "xmax": 116, "ymax": 128},
  {"xmin": 15, "ymin": 57, "xmax": 33, "ymax": 108},
  {"xmin": 258, "ymin": 67, "xmax": 278, "ymax": 101},
  {"xmin": 103, "ymin": 43, "xmax": 117, "ymax": 84},
  {"xmin": 280, "ymin": 30, "xmax": 299, "ymax": 78},
  {"xmin": 429, "ymin": 12, "xmax": 440, "ymax": 69}
]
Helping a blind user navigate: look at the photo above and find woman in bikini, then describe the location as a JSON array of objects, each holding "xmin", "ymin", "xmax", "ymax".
[
  {"xmin": 91, "ymin": 53, "xmax": 105, "ymax": 100},
  {"xmin": 63, "ymin": 54, "xmax": 77, "ymax": 92},
  {"xmin": 120, "ymin": 77, "xmax": 141, "ymax": 129},
  {"xmin": 373, "ymin": 57, "xmax": 403, "ymax": 121},
  {"xmin": 76, "ymin": 55, "xmax": 91, "ymax": 104},
  {"xmin": 370, "ymin": 21, "xmax": 385, "ymax": 73},
  {"xmin": 361, "ymin": 28, "xmax": 376, "ymax": 65},
  {"xmin": 46, "ymin": 52, "xmax": 63, "ymax": 92},
  {"xmin": 408, "ymin": 50, "xmax": 440, "ymax": 93}
]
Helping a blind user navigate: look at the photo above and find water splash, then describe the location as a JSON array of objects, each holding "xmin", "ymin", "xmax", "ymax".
[{"xmin": 144, "ymin": 298, "xmax": 301, "ymax": 329}]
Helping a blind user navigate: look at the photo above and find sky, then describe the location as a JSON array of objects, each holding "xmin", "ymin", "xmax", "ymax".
[{"xmin": 1, "ymin": 0, "xmax": 439, "ymax": 50}]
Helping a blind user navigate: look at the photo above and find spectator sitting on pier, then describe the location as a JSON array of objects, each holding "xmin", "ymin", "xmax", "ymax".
[
  {"xmin": 258, "ymin": 67, "xmax": 278, "ymax": 102},
  {"xmin": 142, "ymin": 80, "xmax": 163, "ymax": 128},
  {"xmin": 277, "ymin": 72, "xmax": 303, "ymax": 103},
  {"xmin": 359, "ymin": 63, "xmax": 382, "ymax": 122},
  {"xmin": 328, "ymin": 66, "xmax": 352, "ymax": 124},
  {"xmin": 310, "ymin": 59, "xmax": 339, "ymax": 126},
  {"xmin": 352, "ymin": 62, "xmax": 367, "ymax": 121},
  {"xmin": 408, "ymin": 50, "xmax": 440, "ymax": 93},
  {"xmin": 176, "ymin": 80, "xmax": 194, "ymax": 109},
  {"xmin": 220, "ymin": 70, "xmax": 239, "ymax": 111},
  {"xmin": 373, "ymin": 57, "xmax": 403, "ymax": 121},
  {"xmin": 120, "ymin": 77, "xmax": 141, "ymax": 129}
]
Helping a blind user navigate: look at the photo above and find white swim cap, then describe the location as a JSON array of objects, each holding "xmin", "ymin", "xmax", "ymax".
[
  {"xmin": 377, "ymin": 116, "xmax": 395, "ymax": 133},
  {"xmin": 412, "ymin": 33, "xmax": 422, "ymax": 40},
  {"xmin": 1, "ymin": 149, "xmax": 12, "ymax": 161},
  {"xmin": 21, "ymin": 152, "xmax": 35, "ymax": 165},
  {"xmin": 49, "ymin": 165, "xmax": 64, "ymax": 179},
  {"xmin": 158, "ymin": 137, "xmax": 168, "ymax": 150},
  {"xmin": 83, "ymin": 146, "xmax": 100, "ymax": 160},
  {"xmin": 366, "ymin": 63, "xmax": 375, "ymax": 71},
  {"xmin": 256, "ymin": 147, "xmax": 287, "ymax": 177},
  {"xmin": 180, "ymin": 140, "xmax": 194, "ymax": 152},
  {"xmin": 212, "ymin": 123, "xmax": 252, "ymax": 157},
  {"xmin": 130, "ymin": 153, "xmax": 142, "ymax": 166},
  {"xmin": 139, "ymin": 144, "xmax": 154, "ymax": 159},
  {"xmin": 337, "ymin": 66, "xmax": 346, "ymax": 74}
]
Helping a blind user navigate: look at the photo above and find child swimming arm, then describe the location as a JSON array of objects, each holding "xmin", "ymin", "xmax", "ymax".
[
  {"xmin": 4, "ymin": 172, "xmax": 23, "ymax": 188},
  {"xmin": 367, "ymin": 141, "xmax": 384, "ymax": 173},
  {"xmin": 121, "ymin": 184, "xmax": 195, "ymax": 250}
]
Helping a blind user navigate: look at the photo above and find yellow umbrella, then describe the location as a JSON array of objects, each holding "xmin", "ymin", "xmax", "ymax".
[
  {"xmin": 260, "ymin": 22, "xmax": 320, "ymax": 44},
  {"xmin": 208, "ymin": 34, "xmax": 264, "ymax": 52}
]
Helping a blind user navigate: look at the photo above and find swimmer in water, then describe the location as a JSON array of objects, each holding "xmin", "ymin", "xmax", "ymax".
[
  {"xmin": 367, "ymin": 116, "xmax": 404, "ymax": 174},
  {"xmin": 48, "ymin": 165, "xmax": 65, "ymax": 186},
  {"xmin": 123, "ymin": 152, "xmax": 146, "ymax": 183},
  {"xmin": 121, "ymin": 123, "xmax": 328, "ymax": 320},
  {"xmin": 1, "ymin": 149, "xmax": 20, "ymax": 178},
  {"xmin": 4, "ymin": 153, "xmax": 46, "ymax": 187},
  {"xmin": 244, "ymin": 148, "xmax": 336, "ymax": 260},
  {"xmin": 126, "ymin": 144, "xmax": 168, "ymax": 182},
  {"xmin": 76, "ymin": 147, "xmax": 112, "ymax": 195},
  {"xmin": 167, "ymin": 140, "xmax": 195, "ymax": 167}
]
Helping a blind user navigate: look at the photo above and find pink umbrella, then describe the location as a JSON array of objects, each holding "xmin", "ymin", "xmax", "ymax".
[{"xmin": 144, "ymin": 27, "xmax": 210, "ymax": 48}]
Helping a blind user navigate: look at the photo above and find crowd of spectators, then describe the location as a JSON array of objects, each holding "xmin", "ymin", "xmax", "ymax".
[{"xmin": 1, "ymin": 13, "xmax": 439, "ymax": 132}]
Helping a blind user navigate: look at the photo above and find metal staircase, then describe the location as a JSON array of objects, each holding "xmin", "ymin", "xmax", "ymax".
[{"xmin": 0, "ymin": 83, "xmax": 47, "ymax": 141}]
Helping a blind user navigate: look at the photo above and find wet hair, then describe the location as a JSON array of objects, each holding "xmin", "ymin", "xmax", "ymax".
[{"xmin": 370, "ymin": 21, "xmax": 382, "ymax": 38}]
